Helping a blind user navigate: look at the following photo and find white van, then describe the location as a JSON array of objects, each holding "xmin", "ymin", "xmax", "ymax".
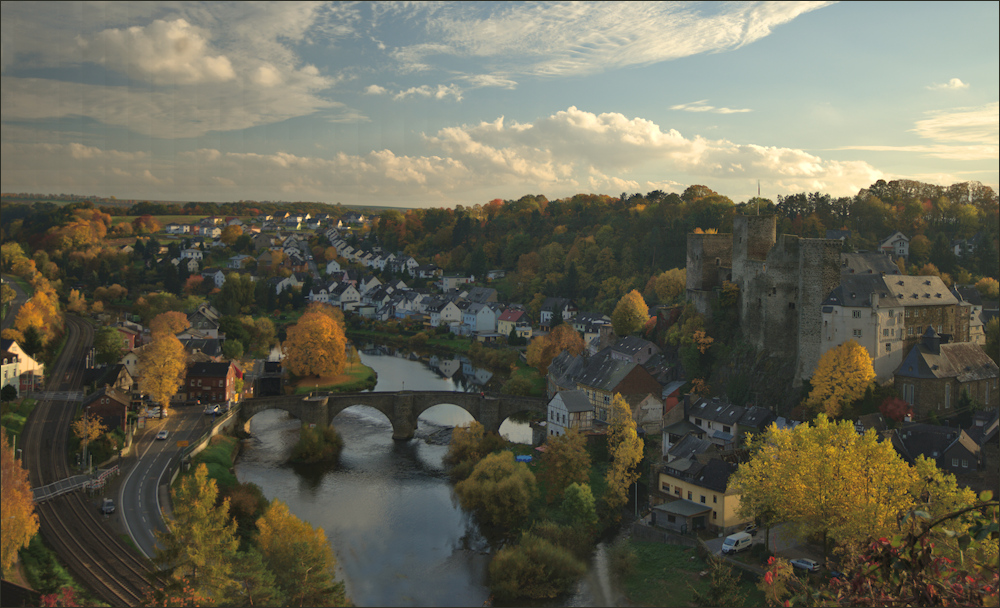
[{"xmin": 721, "ymin": 531, "xmax": 753, "ymax": 554}]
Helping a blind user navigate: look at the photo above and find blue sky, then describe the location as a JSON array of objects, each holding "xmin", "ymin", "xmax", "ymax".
[{"xmin": 1, "ymin": 1, "xmax": 996, "ymax": 208}]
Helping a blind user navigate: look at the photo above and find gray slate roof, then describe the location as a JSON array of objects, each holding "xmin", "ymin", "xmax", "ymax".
[{"xmin": 895, "ymin": 328, "xmax": 999, "ymax": 382}]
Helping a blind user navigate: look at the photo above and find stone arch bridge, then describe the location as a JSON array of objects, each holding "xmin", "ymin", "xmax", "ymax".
[{"xmin": 238, "ymin": 391, "xmax": 547, "ymax": 440}]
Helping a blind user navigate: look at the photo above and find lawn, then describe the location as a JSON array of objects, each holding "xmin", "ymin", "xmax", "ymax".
[
  {"xmin": 622, "ymin": 540, "xmax": 766, "ymax": 607},
  {"xmin": 292, "ymin": 362, "xmax": 377, "ymax": 394},
  {"xmin": 1, "ymin": 397, "xmax": 38, "ymax": 443}
]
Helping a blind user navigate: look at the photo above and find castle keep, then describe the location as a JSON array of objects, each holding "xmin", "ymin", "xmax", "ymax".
[{"xmin": 686, "ymin": 215, "xmax": 842, "ymax": 383}]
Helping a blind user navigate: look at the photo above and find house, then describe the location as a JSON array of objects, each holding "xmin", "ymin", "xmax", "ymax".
[
  {"xmin": 894, "ymin": 327, "xmax": 999, "ymax": 419},
  {"xmin": 883, "ymin": 275, "xmax": 968, "ymax": 349},
  {"xmin": 840, "ymin": 251, "xmax": 902, "ymax": 276},
  {"xmin": 228, "ymin": 254, "xmax": 254, "ymax": 269},
  {"xmin": 880, "ymin": 231, "xmax": 910, "ymax": 258},
  {"xmin": 952, "ymin": 286, "xmax": 987, "ymax": 345},
  {"xmin": 546, "ymin": 390, "xmax": 595, "ymax": 436},
  {"xmin": 821, "ymin": 274, "xmax": 906, "ymax": 381},
  {"xmin": 462, "ymin": 302, "xmax": 498, "ymax": 335},
  {"xmin": 1, "ymin": 339, "xmax": 44, "ymax": 383},
  {"xmin": 181, "ymin": 247, "xmax": 204, "ymax": 261},
  {"xmin": 185, "ymin": 361, "xmax": 238, "ymax": 405},
  {"xmin": 202, "ymin": 268, "xmax": 226, "ymax": 289},
  {"xmin": 572, "ymin": 348, "xmax": 663, "ymax": 422},
  {"xmin": 652, "ymin": 457, "xmax": 746, "ymax": 534},
  {"xmin": 966, "ymin": 409, "xmax": 999, "ymax": 447},
  {"xmin": 412, "ymin": 264, "xmax": 442, "ymax": 280},
  {"xmin": 330, "ymin": 283, "xmax": 361, "ymax": 312},
  {"xmin": 891, "ymin": 423, "xmax": 983, "ymax": 474},
  {"xmin": 165, "ymin": 222, "xmax": 187, "ymax": 234},
  {"xmin": 826, "ymin": 229, "xmax": 851, "ymax": 241},
  {"xmin": 684, "ymin": 397, "xmax": 746, "ymax": 450},
  {"xmin": 326, "ymin": 259, "xmax": 342, "ymax": 274},
  {"xmin": 82, "ymin": 386, "xmax": 131, "ymax": 432},
  {"xmin": 497, "ymin": 309, "xmax": 532, "ymax": 340},
  {"xmin": 466, "ymin": 286, "xmax": 498, "ymax": 304},
  {"xmin": 1, "ymin": 350, "xmax": 19, "ymax": 398},
  {"xmin": 438, "ymin": 275, "xmax": 473, "ymax": 291},
  {"xmin": 425, "ymin": 298, "xmax": 462, "ymax": 328},
  {"xmin": 84, "ymin": 364, "xmax": 134, "ymax": 394},
  {"xmin": 486, "ymin": 269, "xmax": 507, "ymax": 281},
  {"xmin": 609, "ymin": 336, "xmax": 661, "ymax": 366},
  {"xmin": 540, "ymin": 297, "xmax": 577, "ymax": 330},
  {"xmin": 633, "ymin": 393, "xmax": 665, "ymax": 434},
  {"xmin": 187, "ymin": 303, "xmax": 220, "ymax": 338}
]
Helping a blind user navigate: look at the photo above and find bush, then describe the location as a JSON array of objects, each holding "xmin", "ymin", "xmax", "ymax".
[
  {"xmin": 530, "ymin": 520, "xmax": 592, "ymax": 561},
  {"xmin": 608, "ymin": 538, "xmax": 638, "ymax": 583},
  {"xmin": 489, "ymin": 533, "xmax": 587, "ymax": 601},
  {"xmin": 290, "ymin": 423, "xmax": 343, "ymax": 464}
]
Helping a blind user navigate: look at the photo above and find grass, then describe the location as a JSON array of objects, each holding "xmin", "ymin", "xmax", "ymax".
[
  {"xmin": 1, "ymin": 397, "xmax": 38, "ymax": 442},
  {"xmin": 621, "ymin": 540, "xmax": 766, "ymax": 607},
  {"xmin": 185, "ymin": 435, "xmax": 241, "ymax": 490},
  {"xmin": 17, "ymin": 535, "xmax": 103, "ymax": 605},
  {"xmin": 293, "ymin": 363, "xmax": 378, "ymax": 394},
  {"xmin": 508, "ymin": 364, "xmax": 546, "ymax": 396}
]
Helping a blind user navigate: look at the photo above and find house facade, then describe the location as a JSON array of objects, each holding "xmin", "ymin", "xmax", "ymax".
[
  {"xmin": 185, "ymin": 361, "xmax": 238, "ymax": 404},
  {"xmin": 546, "ymin": 390, "xmax": 595, "ymax": 437}
]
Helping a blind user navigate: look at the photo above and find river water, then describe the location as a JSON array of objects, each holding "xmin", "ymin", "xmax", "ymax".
[{"xmin": 235, "ymin": 350, "xmax": 607, "ymax": 606}]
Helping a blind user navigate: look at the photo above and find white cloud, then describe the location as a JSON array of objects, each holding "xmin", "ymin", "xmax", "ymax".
[
  {"xmin": 927, "ymin": 78, "xmax": 970, "ymax": 90},
  {"xmin": 389, "ymin": 2, "xmax": 832, "ymax": 78},
  {"xmin": 393, "ymin": 84, "xmax": 464, "ymax": 101},
  {"xmin": 912, "ymin": 103, "xmax": 998, "ymax": 145},
  {"xmin": 364, "ymin": 84, "xmax": 388, "ymax": 95},
  {"xmin": 76, "ymin": 19, "xmax": 236, "ymax": 85},
  {"xmin": 671, "ymin": 100, "xmax": 752, "ymax": 114}
]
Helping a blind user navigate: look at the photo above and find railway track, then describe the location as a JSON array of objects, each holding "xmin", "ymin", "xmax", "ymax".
[{"xmin": 23, "ymin": 315, "xmax": 160, "ymax": 606}]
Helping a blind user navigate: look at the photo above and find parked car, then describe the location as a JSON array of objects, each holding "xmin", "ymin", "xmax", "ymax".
[
  {"xmin": 156, "ymin": 430, "xmax": 169, "ymax": 440},
  {"xmin": 101, "ymin": 498, "xmax": 115, "ymax": 514},
  {"xmin": 790, "ymin": 558, "xmax": 820, "ymax": 572},
  {"xmin": 744, "ymin": 523, "xmax": 758, "ymax": 537},
  {"xmin": 203, "ymin": 404, "xmax": 220, "ymax": 415},
  {"xmin": 721, "ymin": 532, "xmax": 753, "ymax": 554}
]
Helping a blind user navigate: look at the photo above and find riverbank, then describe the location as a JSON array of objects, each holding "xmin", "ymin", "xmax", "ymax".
[{"xmin": 291, "ymin": 362, "xmax": 377, "ymax": 394}]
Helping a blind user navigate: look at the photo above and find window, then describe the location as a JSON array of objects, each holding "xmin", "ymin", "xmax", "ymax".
[
  {"xmin": 722, "ymin": 425, "xmax": 730, "ymax": 434},
  {"xmin": 713, "ymin": 495, "xmax": 717, "ymax": 504},
  {"xmin": 674, "ymin": 487, "xmax": 681, "ymax": 496},
  {"xmin": 687, "ymin": 491, "xmax": 692, "ymax": 500},
  {"xmin": 853, "ymin": 329, "xmax": 862, "ymax": 338},
  {"xmin": 695, "ymin": 418, "xmax": 702, "ymax": 426},
  {"xmin": 888, "ymin": 309, "xmax": 895, "ymax": 317},
  {"xmin": 885, "ymin": 343, "xmax": 891, "ymax": 353},
  {"xmin": 945, "ymin": 385, "xmax": 951, "ymax": 409},
  {"xmin": 700, "ymin": 495, "xmax": 706, "ymax": 504},
  {"xmin": 667, "ymin": 514, "xmax": 676, "ymax": 523},
  {"xmin": 713, "ymin": 511, "xmax": 717, "ymax": 520},
  {"xmin": 883, "ymin": 329, "xmax": 889, "ymax": 337},
  {"xmin": 961, "ymin": 459, "xmax": 968, "ymax": 468},
  {"xmin": 662, "ymin": 481, "xmax": 669, "ymax": 492},
  {"xmin": 907, "ymin": 326, "xmax": 914, "ymax": 337},
  {"xmin": 951, "ymin": 458, "xmax": 959, "ymax": 468},
  {"xmin": 852, "ymin": 310, "xmax": 861, "ymax": 319},
  {"xmin": 904, "ymin": 384, "xmax": 914, "ymax": 404}
]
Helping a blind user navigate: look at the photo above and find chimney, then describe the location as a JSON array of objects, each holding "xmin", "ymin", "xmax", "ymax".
[{"xmin": 921, "ymin": 327, "xmax": 940, "ymax": 355}]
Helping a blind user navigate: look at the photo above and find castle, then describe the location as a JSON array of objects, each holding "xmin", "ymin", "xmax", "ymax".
[{"xmin": 686, "ymin": 215, "xmax": 842, "ymax": 384}]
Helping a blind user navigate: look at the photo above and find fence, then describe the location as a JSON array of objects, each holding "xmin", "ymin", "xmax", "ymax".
[{"xmin": 630, "ymin": 521, "xmax": 699, "ymax": 547}]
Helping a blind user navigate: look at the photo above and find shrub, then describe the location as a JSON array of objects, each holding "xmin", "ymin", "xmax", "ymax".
[{"xmin": 489, "ymin": 533, "xmax": 587, "ymax": 601}]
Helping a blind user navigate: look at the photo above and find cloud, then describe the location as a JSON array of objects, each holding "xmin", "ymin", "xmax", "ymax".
[
  {"xmin": 389, "ymin": 2, "xmax": 833, "ymax": 78},
  {"xmin": 393, "ymin": 84, "xmax": 464, "ymax": 101},
  {"xmin": 927, "ymin": 78, "xmax": 970, "ymax": 90},
  {"xmin": 912, "ymin": 103, "xmax": 998, "ymax": 145},
  {"xmin": 77, "ymin": 19, "xmax": 235, "ymax": 84},
  {"xmin": 671, "ymin": 100, "xmax": 752, "ymax": 114},
  {"xmin": 364, "ymin": 84, "xmax": 388, "ymax": 95}
]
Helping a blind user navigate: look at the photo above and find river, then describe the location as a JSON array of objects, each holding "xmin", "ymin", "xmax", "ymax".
[{"xmin": 235, "ymin": 350, "xmax": 609, "ymax": 606}]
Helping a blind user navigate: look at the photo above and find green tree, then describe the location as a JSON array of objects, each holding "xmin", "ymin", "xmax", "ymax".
[
  {"xmin": 539, "ymin": 429, "xmax": 591, "ymax": 503},
  {"xmin": 559, "ymin": 482, "xmax": 598, "ymax": 530},
  {"xmin": 155, "ymin": 463, "xmax": 240, "ymax": 599},
  {"xmin": 604, "ymin": 393, "xmax": 643, "ymax": 519},
  {"xmin": 454, "ymin": 451, "xmax": 536, "ymax": 531},
  {"xmin": 691, "ymin": 556, "xmax": 745, "ymax": 607},
  {"xmin": 230, "ymin": 548, "xmax": 286, "ymax": 607},
  {"xmin": 804, "ymin": 339, "xmax": 875, "ymax": 417},
  {"xmin": 488, "ymin": 533, "xmax": 587, "ymax": 601},
  {"xmin": 611, "ymin": 289, "xmax": 649, "ymax": 336},
  {"xmin": 256, "ymin": 500, "xmax": 348, "ymax": 607},
  {"xmin": 93, "ymin": 326, "xmax": 126, "ymax": 366}
]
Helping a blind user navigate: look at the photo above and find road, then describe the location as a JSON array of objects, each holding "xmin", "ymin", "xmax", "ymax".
[{"xmin": 119, "ymin": 406, "xmax": 212, "ymax": 558}]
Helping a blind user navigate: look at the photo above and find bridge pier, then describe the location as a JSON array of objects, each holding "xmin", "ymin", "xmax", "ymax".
[{"xmin": 390, "ymin": 392, "xmax": 419, "ymax": 441}]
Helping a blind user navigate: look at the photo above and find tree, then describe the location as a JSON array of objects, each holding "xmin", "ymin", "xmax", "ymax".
[
  {"xmin": 559, "ymin": 482, "xmax": 598, "ymax": 530},
  {"xmin": 72, "ymin": 410, "xmax": 107, "ymax": 467},
  {"xmin": 220, "ymin": 225, "xmax": 242, "ymax": 246},
  {"xmin": 730, "ymin": 415, "xmax": 916, "ymax": 558},
  {"xmin": 526, "ymin": 323, "xmax": 584, "ymax": 375},
  {"xmin": 804, "ymin": 339, "xmax": 875, "ymax": 417},
  {"xmin": 975, "ymin": 277, "xmax": 999, "ymax": 300},
  {"xmin": 692, "ymin": 557, "xmax": 745, "ymax": 607},
  {"xmin": 539, "ymin": 430, "xmax": 591, "ymax": 503},
  {"xmin": 1, "ymin": 427, "xmax": 39, "ymax": 571},
  {"xmin": 149, "ymin": 311, "xmax": 189, "ymax": 337},
  {"xmin": 93, "ymin": 326, "xmax": 125, "ymax": 366},
  {"xmin": 65, "ymin": 289, "xmax": 87, "ymax": 314},
  {"xmin": 611, "ymin": 290, "xmax": 649, "ymax": 336},
  {"xmin": 155, "ymin": 463, "xmax": 239, "ymax": 600},
  {"xmin": 138, "ymin": 333, "xmax": 187, "ymax": 413},
  {"xmin": 879, "ymin": 396, "xmax": 911, "ymax": 422},
  {"xmin": 454, "ymin": 451, "xmax": 536, "ymax": 531},
  {"xmin": 256, "ymin": 500, "xmax": 348, "ymax": 607},
  {"xmin": 604, "ymin": 393, "xmax": 644, "ymax": 518},
  {"xmin": 283, "ymin": 310, "xmax": 347, "ymax": 378},
  {"xmin": 488, "ymin": 533, "xmax": 587, "ymax": 601},
  {"xmin": 0, "ymin": 283, "xmax": 15, "ymax": 309},
  {"xmin": 229, "ymin": 548, "xmax": 285, "ymax": 607},
  {"xmin": 652, "ymin": 268, "xmax": 687, "ymax": 304}
]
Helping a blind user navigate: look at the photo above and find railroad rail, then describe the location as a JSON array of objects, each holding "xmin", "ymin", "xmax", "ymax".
[{"xmin": 22, "ymin": 315, "xmax": 161, "ymax": 606}]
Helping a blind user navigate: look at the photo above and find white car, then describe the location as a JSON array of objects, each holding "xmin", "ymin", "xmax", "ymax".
[
  {"xmin": 790, "ymin": 558, "xmax": 820, "ymax": 572},
  {"xmin": 156, "ymin": 430, "xmax": 169, "ymax": 440}
]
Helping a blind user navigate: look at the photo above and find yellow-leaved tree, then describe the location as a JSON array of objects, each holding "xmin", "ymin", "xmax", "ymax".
[
  {"xmin": 805, "ymin": 339, "xmax": 875, "ymax": 417},
  {"xmin": 283, "ymin": 305, "xmax": 347, "ymax": 378},
  {"xmin": 138, "ymin": 333, "xmax": 187, "ymax": 415},
  {"xmin": 454, "ymin": 451, "xmax": 537, "ymax": 531},
  {"xmin": 526, "ymin": 323, "xmax": 585, "ymax": 375},
  {"xmin": 611, "ymin": 290, "xmax": 649, "ymax": 336},
  {"xmin": 149, "ymin": 311, "xmax": 190, "ymax": 337},
  {"xmin": 730, "ymin": 415, "xmax": 916, "ymax": 558},
  {"xmin": 604, "ymin": 393, "xmax": 644, "ymax": 519},
  {"xmin": 2, "ymin": 427, "xmax": 39, "ymax": 571}
]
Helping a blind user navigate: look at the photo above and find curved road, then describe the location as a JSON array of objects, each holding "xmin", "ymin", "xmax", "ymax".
[
  {"xmin": 1, "ymin": 273, "xmax": 30, "ymax": 330},
  {"xmin": 119, "ymin": 408, "xmax": 210, "ymax": 558}
]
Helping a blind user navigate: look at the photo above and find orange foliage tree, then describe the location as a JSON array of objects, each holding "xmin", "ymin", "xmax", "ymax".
[
  {"xmin": 1, "ymin": 427, "xmax": 39, "ymax": 571},
  {"xmin": 526, "ymin": 323, "xmax": 585, "ymax": 375},
  {"xmin": 283, "ymin": 308, "xmax": 347, "ymax": 378},
  {"xmin": 150, "ymin": 311, "xmax": 190, "ymax": 337},
  {"xmin": 138, "ymin": 333, "xmax": 188, "ymax": 412}
]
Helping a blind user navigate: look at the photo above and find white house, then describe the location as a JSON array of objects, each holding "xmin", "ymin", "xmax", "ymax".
[
  {"xmin": 547, "ymin": 390, "xmax": 594, "ymax": 437},
  {"xmin": 880, "ymin": 231, "xmax": 910, "ymax": 258},
  {"xmin": 821, "ymin": 275, "xmax": 906, "ymax": 381},
  {"xmin": 181, "ymin": 248, "xmax": 204, "ymax": 260}
]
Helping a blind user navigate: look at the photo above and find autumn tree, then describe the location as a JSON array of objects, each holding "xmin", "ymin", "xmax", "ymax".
[
  {"xmin": 1, "ymin": 427, "xmax": 39, "ymax": 571},
  {"xmin": 604, "ymin": 393, "xmax": 644, "ymax": 519},
  {"xmin": 150, "ymin": 311, "xmax": 190, "ymax": 337},
  {"xmin": 648, "ymin": 267, "xmax": 687, "ymax": 304},
  {"xmin": 526, "ymin": 323, "xmax": 584, "ymax": 375},
  {"xmin": 65, "ymin": 289, "xmax": 87, "ymax": 314},
  {"xmin": 611, "ymin": 290, "xmax": 649, "ymax": 336},
  {"xmin": 730, "ymin": 415, "xmax": 916, "ymax": 558},
  {"xmin": 975, "ymin": 277, "xmax": 999, "ymax": 300},
  {"xmin": 879, "ymin": 396, "xmax": 911, "ymax": 422},
  {"xmin": 220, "ymin": 225, "xmax": 242, "ymax": 246},
  {"xmin": 138, "ymin": 333, "xmax": 187, "ymax": 414},
  {"xmin": 256, "ymin": 500, "xmax": 349, "ymax": 607},
  {"xmin": 72, "ymin": 410, "xmax": 107, "ymax": 467},
  {"xmin": 539, "ymin": 430, "xmax": 591, "ymax": 503},
  {"xmin": 804, "ymin": 339, "xmax": 875, "ymax": 417},
  {"xmin": 283, "ymin": 308, "xmax": 347, "ymax": 378},
  {"xmin": 0, "ymin": 283, "xmax": 15, "ymax": 310},
  {"xmin": 454, "ymin": 451, "xmax": 537, "ymax": 531},
  {"xmin": 155, "ymin": 463, "xmax": 239, "ymax": 600},
  {"xmin": 488, "ymin": 532, "xmax": 587, "ymax": 601}
]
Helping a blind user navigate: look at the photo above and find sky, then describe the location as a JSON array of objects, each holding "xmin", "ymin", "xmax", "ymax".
[{"xmin": 1, "ymin": 1, "xmax": 997, "ymax": 208}]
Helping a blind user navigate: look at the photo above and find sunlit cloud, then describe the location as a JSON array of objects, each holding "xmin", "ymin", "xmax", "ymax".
[
  {"xmin": 671, "ymin": 100, "xmax": 752, "ymax": 114},
  {"xmin": 927, "ymin": 78, "xmax": 970, "ymax": 90},
  {"xmin": 393, "ymin": 84, "xmax": 464, "ymax": 102}
]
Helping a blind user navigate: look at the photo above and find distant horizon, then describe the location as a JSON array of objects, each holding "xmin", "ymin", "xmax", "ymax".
[{"xmin": 2, "ymin": 2, "xmax": 997, "ymax": 207}]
